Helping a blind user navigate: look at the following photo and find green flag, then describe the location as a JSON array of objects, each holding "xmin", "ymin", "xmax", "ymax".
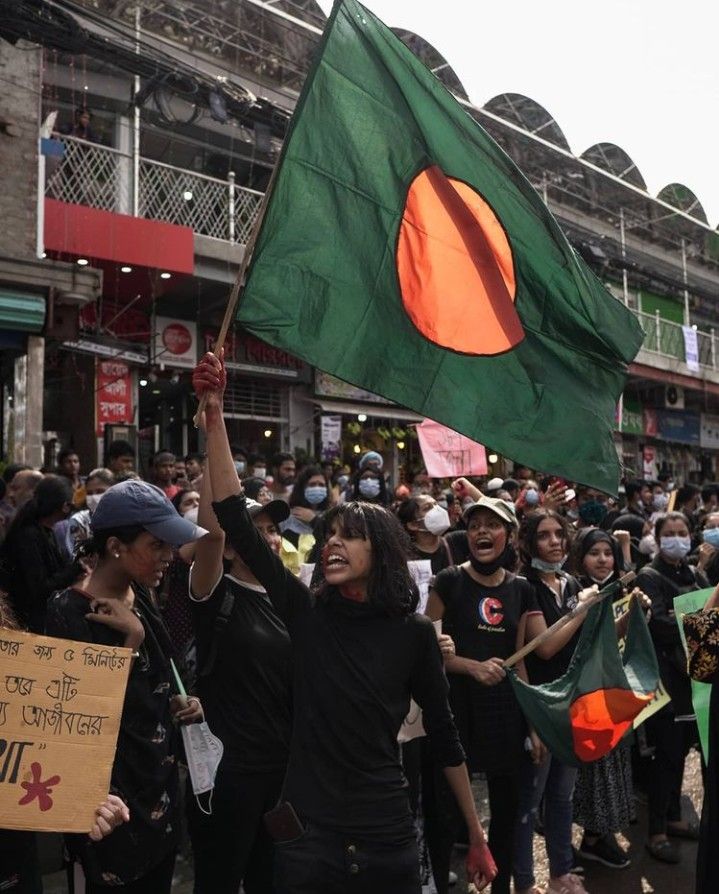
[
  {"xmin": 674, "ymin": 588, "xmax": 713, "ymax": 761},
  {"xmin": 508, "ymin": 597, "xmax": 659, "ymax": 766},
  {"xmin": 238, "ymin": 0, "xmax": 644, "ymax": 492}
]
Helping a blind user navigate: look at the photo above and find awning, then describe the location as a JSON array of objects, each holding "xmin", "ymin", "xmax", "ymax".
[
  {"xmin": 313, "ymin": 398, "xmax": 423, "ymax": 423},
  {"xmin": 0, "ymin": 290, "xmax": 46, "ymax": 333}
]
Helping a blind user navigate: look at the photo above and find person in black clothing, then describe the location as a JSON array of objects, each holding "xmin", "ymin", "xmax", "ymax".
[
  {"xmin": 187, "ymin": 449, "xmax": 293, "ymax": 894},
  {"xmin": 692, "ymin": 511, "xmax": 719, "ymax": 586},
  {"xmin": 426, "ymin": 497, "xmax": 540, "ymax": 894},
  {"xmin": 193, "ymin": 351, "xmax": 497, "ymax": 894},
  {"xmin": 45, "ymin": 480, "xmax": 206, "ymax": 892},
  {"xmin": 282, "ymin": 464, "xmax": 331, "ymax": 547},
  {"xmin": 396, "ymin": 494, "xmax": 453, "ymax": 575},
  {"xmin": 514, "ymin": 510, "xmax": 597, "ymax": 894},
  {"xmin": 0, "ymin": 474, "xmax": 85, "ymax": 631},
  {"xmin": 636, "ymin": 510, "xmax": 708, "ymax": 864},
  {"xmin": 674, "ymin": 484, "xmax": 701, "ymax": 534}
]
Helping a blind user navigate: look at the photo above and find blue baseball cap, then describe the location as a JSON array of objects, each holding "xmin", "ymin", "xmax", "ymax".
[
  {"xmin": 91, "ymin": 480, "xmax": 207, "ymax": 547},
  {"xmin": 359, "ymin": 450, "xmax": 383, "ymax": 471}
]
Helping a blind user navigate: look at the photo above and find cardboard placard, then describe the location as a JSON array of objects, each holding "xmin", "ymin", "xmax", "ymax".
[
  {"xmin": 0, "ymin": 630, "xmax": 131, "ymax": 832},
  {"xmin": 416, "ymin": 419, "xmax": 487, "ymax": 478}
]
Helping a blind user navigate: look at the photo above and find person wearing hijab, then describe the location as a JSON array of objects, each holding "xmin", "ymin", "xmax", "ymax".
[{"xmin": 568, "ymin": 529, "xmax": 634, "ymax": 870}]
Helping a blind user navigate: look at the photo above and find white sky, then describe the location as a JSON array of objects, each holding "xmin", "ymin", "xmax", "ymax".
[{"xmin": 316, "ymin": 0, "xmax": 719, "ymax": 228}]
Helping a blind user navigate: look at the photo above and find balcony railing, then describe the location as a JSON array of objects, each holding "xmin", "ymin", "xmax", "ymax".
[
  {"xmin": 44, "ymin": 134, "xmax": 262, "ymax": 244},
  {"xmin": 633, "ymin": 309, "xmax": 716, "ymax": 371}
]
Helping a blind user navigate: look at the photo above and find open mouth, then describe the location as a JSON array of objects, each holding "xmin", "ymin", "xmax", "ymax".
[
  {"xmin": 474, "ymin": 538, "xmax": 493, "ymax": 550},
  {"xmin": 325, "ymin": 553, "xmax": 349, "ymax": 569}
]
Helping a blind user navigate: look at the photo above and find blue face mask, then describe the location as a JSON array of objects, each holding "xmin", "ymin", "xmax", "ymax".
[
  {"xmin": 304, "ymin": 485, "xmax": 328, "ymax": 506},
  {"xmin": 531, "ymin": 556, "xmax": 567, "ymax": 573},
  {"xmin": 703, "ymin": 528, "xmax": 719, "ymax": 548},
  {"xmin": 660, "ymin": 535, "xmax": 691, "ymax": 561},
  {"xmin": 337, "ymin": 475, "xmax": 349, "ymax": 489},
  {"xmin": 359, "ymin": 478, "xmax": 381, "ymax": 498},
  {"xmin": 524, "ymin": 488, "xmax": 540, "ymax": 506}
]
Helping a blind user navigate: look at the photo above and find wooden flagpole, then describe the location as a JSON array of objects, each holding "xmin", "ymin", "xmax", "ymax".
[
  {"xmin": 193, "ymin": 161, "xmax": 281, "ymax": 427},
  {"xmin": 503, "ymin": 571, "xmax": 636, "ymax": 669}
]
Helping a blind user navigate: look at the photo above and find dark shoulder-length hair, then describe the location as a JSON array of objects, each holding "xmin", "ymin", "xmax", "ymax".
[
  {"xmin": 518, "ymin": 508, "xmax": 571, "ymax": 572},
  {"xmin": 316, "ymin": 502, "xmax": 418, "ymax": 617},
  {"xmin": 5, "ymin": 474, "xmax": 73, "ymax": 541},
  {"xmin": 289, "ymin": 465, "xmax": 331, "ymax": 511}
]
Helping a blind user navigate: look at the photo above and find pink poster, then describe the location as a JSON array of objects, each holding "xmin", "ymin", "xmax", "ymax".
[{"xmin": 416, "ymin": 419, "xmax": 488, "ymax": 477}]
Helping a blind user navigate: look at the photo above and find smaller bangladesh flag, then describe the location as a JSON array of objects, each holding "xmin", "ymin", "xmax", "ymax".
[
  {"xmin": 238, "ymin": 0, "xmax": 645, "ymax": 492},
  {"xmin": 508, "ymin": 598, "xmax": 659, "ymax": 765}
]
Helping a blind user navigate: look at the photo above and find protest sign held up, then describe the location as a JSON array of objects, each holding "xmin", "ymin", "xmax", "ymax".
[{"xmin": 0, "ymin": 629, "xmax": 131, "ymax": 833}]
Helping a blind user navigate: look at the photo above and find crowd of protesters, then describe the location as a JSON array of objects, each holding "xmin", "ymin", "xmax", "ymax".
[{"xmin": 0, "ymin": 354, "xmax": 718, "ymax": 893}]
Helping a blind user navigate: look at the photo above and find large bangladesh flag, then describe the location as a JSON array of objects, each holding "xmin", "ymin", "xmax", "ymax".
[
  {"xmin": 238, "ymin": 0, "xmax": 644, "ymax": 492},
  {"xmin": 508, "ymin": 597, "xmax": 660, "ymax": 766}
]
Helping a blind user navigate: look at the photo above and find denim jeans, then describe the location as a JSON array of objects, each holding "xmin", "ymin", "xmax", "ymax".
[{"xmin": 513, "ymin": 755, "xmax": 578, "ymax": 888}]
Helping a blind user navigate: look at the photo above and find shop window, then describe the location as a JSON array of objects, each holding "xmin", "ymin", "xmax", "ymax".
[{"xmin": 224, "ymin": 377, "xmax": 286, "ymax": 419}]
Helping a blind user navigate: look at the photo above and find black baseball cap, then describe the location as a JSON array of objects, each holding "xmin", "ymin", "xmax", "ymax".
[
  {"xmin": 91, "ymin": 480, "xmax": 207, "ymax": 546},
  {"xmin": 246, "ymin": 497, "xmax": 290, "ymax": 526}
]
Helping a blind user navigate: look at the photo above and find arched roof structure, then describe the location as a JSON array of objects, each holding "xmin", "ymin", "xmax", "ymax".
[
  {"xmin": 580, "ymin": 143, "xmax": 647, "ymax": 190},
  {"xmin": 483, "ymin": 93, "xmax": 570, "ymax": 151},
  {"xmin": 657, "ymin": 183, "xmax": 709, "ymax": 224},
  {"xmin": 392, "ymin": 29, "xmax": 469, "ymax": 100}
]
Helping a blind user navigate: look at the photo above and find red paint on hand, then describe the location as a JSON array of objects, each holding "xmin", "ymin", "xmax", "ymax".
[{"xmin": 18, "ymin": 762, "xmax": 61, "ymax": 812}]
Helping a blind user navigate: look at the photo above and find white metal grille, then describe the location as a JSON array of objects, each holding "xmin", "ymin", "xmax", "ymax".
[
  {"xmin": 224, "ymin": 377, "xmax": 287, "ymax": 419},
  {"xmin": 45, "ymin": 134, "xmax": 263, "ymax": 244},
  {"xmin": 45, "ymin": 136, "xmax": 131, "ymax": 213}
]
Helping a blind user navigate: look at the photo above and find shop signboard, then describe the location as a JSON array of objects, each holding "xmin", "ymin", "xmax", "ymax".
[
  {"xmin": 643, "ymin": 409, "xmax": 658, "ymax": 438},
  {"xmin": 96, "ymin": 360, "xmax": 133, "ymax": 436},
  {"xmin": 700, "ymin": 414, "xmax": 719, "ymax": 450},
  {"xmin": 320, "ymin": 415, "xmax": 342, "ymax": 461},
  {"xmin": 655, "ymin": 409, "xmax": 700, "ymax": 445},
  {"xmin": 203, "ymin": 330, "xmax": 310, "ymax": 382},
  {"xmin": 154, "ymin": 316, "xmax": 197, "ymax": 369},
  {"xmin": 315, "ymin": 370, "xmax": 395, "ymax": 404},
  {"xmin": 617, "ymin": 398, "xmax": 643, "ymax": 435}
]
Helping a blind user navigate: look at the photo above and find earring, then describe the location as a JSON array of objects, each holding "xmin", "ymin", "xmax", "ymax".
[{"xmin": 114, "ymin": 553, "xmax": 120, "ymax": 559}]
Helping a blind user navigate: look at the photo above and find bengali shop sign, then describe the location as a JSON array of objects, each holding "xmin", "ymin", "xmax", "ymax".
[
  {"xmin": 96, "ymin": 360, "xmax": 133, "ymax": 436},
  {"xmin": 0, "ymin": 630, "xmax": 130, "ymax": 832}
]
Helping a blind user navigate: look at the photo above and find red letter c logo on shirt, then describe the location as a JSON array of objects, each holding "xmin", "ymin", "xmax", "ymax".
[{"xmin": 478, "ymin": 597, "xmax": 504, "ymax": 626}]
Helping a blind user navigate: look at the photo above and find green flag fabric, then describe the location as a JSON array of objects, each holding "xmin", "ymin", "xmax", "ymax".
[
  {"xmin": 674, "ymin": 588, "xmax": 713, "ymax": 761},
  {"xmin": 508, "ymin": 597, "xmax": 659, "ymax": 766},
  {"xmin": 238, "ymin": 0, "xmax": 644, "ymax": 492}
]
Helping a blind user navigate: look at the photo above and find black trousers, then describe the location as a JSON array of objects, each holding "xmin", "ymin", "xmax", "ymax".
[
  {"xmin": 187, "ymin": 765, "xmax": 284, "ymax": 894},
  {"xmin": 645, "ymin": 707, "xmax": 697, "ymax": 837},
  {"xmin": 274, "ymin": 824, "xmax": 420, "ymax": 894},
  {"xmin": 425, "ymin": 767, "xmax": 519, "ymax": 894},
  {"xmin": 84, "ymin": 849, "xmax": 176, "ymax": 893}
]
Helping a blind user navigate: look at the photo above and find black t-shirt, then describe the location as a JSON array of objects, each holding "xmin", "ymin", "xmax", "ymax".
[
  {"xmin": 45, "ymin": 586, "xmax": 180, "ymax": 884},
  {"xmin": 213, "ymin": 494, "xmax": 465, "ymax": 843},
  {"xmin": 432, "ymin": 567, "xmax": 539, "ymax": 773},
  {"xmin": 523, "ymin": 572, "xmax": 583, "ymax": 686},
  {"xmin": 410, "ymin": 537, "xmax": 453, "ymax": 576},
  {"xmin": 190, "ymin": 570, "xmax": 292, "ymax": 773}
]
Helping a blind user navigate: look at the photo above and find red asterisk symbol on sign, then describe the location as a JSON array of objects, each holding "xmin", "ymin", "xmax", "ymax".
[{"xmin": 18, "ymin": 762, "xmax": 61, "ymax": 812}]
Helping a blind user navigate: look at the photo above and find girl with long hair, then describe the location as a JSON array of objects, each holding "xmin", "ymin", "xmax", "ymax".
[{"xmin": 193, "ymin": 350, "xmax": 497, "ymax": 894}]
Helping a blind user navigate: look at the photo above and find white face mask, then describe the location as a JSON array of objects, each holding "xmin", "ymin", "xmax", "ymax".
[
  {"xmin": 253, "ymin": 467, "xmax": 267, "ymax": 480},
  {"xmin": 423, "ymin": 504, "xmax": 450, "ymax": 536},
  {"xmin": 184, "ymin": 507, "xmax": 199, "ymax": 524},
  {"xmin": 85, "ymin": 493, "xmax": 104, "ymax": 513}
]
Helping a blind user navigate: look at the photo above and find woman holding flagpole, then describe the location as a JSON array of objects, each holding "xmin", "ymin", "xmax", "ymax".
[{"xmin": 192, "ymin": 349, "xmax": 497, "ymax": 894}]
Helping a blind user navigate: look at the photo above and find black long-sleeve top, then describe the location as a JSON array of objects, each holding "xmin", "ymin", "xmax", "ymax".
[
  {"xmin": 212, "ymin": 494, "xmax": 465, "ymax": 843},
  {"xmin": 636, "ymin": 556, "xmax": 708, "ymax": 714}
]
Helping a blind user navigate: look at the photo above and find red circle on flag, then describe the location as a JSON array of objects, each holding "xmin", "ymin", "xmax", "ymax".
[
  {"xmin": 396, "ymin": 166, "xmax": 524, "ymax": 355},
  {"xmin": 162, "ymin": 323, "xmax": 192, "ymax": 355}
]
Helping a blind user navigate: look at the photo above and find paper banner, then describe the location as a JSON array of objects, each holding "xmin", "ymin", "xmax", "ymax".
[
  {"xmin": 0, "ymin": 630, "xmax": 131, "ymax": 832},
  {"xmin": 416, "ymin": 419, "xmax": 487, "ymax": 478},
  {"xmin": 612, "ymin": 595, "xmax": 671, "ymax": 728},
  {"xmin": 674, "ymin": 588, "xmax": 714, "ymax": 761}
]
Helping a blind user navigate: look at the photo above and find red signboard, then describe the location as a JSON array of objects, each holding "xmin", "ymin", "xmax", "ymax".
[{"xmin": 96, "ymin": 360, "xmax": 133, "ymax": 435}]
